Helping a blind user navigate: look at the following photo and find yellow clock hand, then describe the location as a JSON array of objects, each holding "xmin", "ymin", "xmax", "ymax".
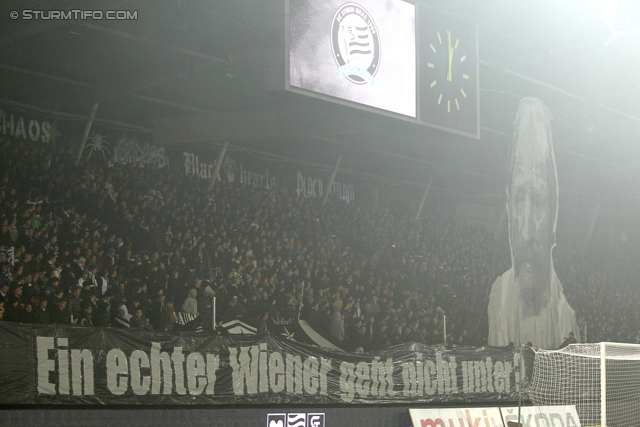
[{"xmin": 447, "ymin": 31, "xmax": 454, "ymax": 82}]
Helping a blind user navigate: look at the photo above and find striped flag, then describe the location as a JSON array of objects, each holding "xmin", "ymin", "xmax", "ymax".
[
  {"xmin": 0, "ymin": 246, "xmax": 14, "ymax": 266},
  {"xmin": 341, "ymin": 25, "xmax": 373, "ymax": 63}
]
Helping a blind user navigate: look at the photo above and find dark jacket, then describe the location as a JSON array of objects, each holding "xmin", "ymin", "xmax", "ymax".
[
  {"xmin": 50, "ymin": 306, "xmax": 72, "ymax": 325},
  {"xmin": 35, "ymin": 307, "xmax": 50, "ymax": 325}
]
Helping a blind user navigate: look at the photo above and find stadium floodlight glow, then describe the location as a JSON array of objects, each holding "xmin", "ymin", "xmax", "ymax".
[{"xmin": 584, "ymin": 0, "xmax": 640, "ymax": 40}]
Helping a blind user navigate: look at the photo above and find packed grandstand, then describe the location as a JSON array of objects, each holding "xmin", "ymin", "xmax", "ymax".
[{"xmin": 1, "ymin": 137, "xmax": 638, "ymax": 351}]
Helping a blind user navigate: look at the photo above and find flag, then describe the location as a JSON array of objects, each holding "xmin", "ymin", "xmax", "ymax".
[
  {"xmin": 222, "ymin": 318, "xmax": 343, "ymax": 351},
  {"xmin": 341, "ymin": 25, "xmax": 373, "ymax": 63}
]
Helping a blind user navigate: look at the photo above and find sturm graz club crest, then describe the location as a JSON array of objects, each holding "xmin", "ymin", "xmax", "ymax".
[{"xmin": 331, "ymin": 3, "xmax": 380, "ymax": 85}]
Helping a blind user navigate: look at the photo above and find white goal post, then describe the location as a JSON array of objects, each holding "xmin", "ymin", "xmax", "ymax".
[{"xmin": 528, "ymin": 342, "xmax": 640, "ymax": 427}]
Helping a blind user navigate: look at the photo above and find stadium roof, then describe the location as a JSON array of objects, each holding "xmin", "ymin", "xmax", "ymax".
[{"xmin": 1, "ymin": 0, "xmax": 640, "ymax": 223}]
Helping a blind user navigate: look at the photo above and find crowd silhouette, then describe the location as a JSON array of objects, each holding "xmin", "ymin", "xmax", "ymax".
[{"xmin": 0, "ymin": 138, "xmax": 638, "ymax": 350}]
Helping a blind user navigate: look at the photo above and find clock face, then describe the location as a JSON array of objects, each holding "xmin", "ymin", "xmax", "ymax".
[
  {"xmin": 419, "ymin": 19, "xmax": 479, "ymax": 138},
  {"xmin": 425, "ymin": 30, "xmax": 474, "ymax": 113}
]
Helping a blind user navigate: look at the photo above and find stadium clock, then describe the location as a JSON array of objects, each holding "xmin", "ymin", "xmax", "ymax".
[
  {"xmin": 425, "ymin": 30, "xmax": 474, "ymax": 113},
  {"xmin": 419, "ymin": 18, "xmax": 479, "ymax": 139}
]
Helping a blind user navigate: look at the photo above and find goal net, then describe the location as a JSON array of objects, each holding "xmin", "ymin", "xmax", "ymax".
[{"xmin": 528, "ymin": 342, "xmax": 640, "ymax": 427}]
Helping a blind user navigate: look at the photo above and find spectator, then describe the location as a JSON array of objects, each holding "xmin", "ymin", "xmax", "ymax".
[
  {"xmin": 354, "ymin": 325, "xmax": 370, "ymax": 352},
  {"xmin": 79, "ymin": 305, "xmax": 94, "ymax": 326},
  {"xmin": 149, "ymin": 293, "xmax": 166, "ymax": 329},
  {"xmin": 130, "ymin": 307, "xmax": 152, "ymax": 330},
  {"xmin": 215, "ymin": 317, "xmax": 229, "ymax": 336},
  {"xmin": 50, "ymin": 299, "xmax": 72, "ymax": 325},
  {"xmin": 22, "ymin": 273, "xmax": 39, "ymax": 304},
  {"xmin": 257, "ymin": 311, "xmax": 270, "ymax": 337},
  {"xmin": 4, "ymin": 283, "xmax": 23, "ymax": 317},
  {"xmin": 559, "ymin": 332, "xmax": 577, "ymax": 349},
  {"xmin": 35, "ymin": 299, "xmax": 49, "ymax": 325},
  {"xmin": 161, "ymin": 302, "xmax": 177, "ymax": 332},
  {"xmin": 67, "ymin": 286, "xmax": 83, "ymax": 322},
  {"xmin": 115, "ymin": 304, "xmax": 132, "ymax": 328},
  {"xmin": 371, "ymin": 323, "xmax": 388, "ymax": 350},
  {"xmin": 111, "ymin": 282, "xmax": 127, "ymax": 308},
  {"xmin": 181, "ymin": 289, "xmax": 198, "ymax": 315},
  {"xmin": 20, "ymin": 303, "xmax": 37, "ymax": 324},
  {"xmin": 222, "ymin": 295, "xmax": 245, "ymax": 322},
  {"xmin": 94, "ymin": 293, "xmax": 112, "ymax": 327},
  {"xmin": 0, "ymin": 283, "xmax": 8, "ymax": 304},
  {"xmin": 329, "ymin": 310, "xmax": 345, "ymax": 343}
]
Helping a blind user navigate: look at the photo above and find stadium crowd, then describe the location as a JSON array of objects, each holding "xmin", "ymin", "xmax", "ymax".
[{"xmin": 0, "ymin": 137, "xmax": 639, "ymax": 350}]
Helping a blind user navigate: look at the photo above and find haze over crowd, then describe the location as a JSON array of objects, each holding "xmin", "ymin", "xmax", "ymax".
[{"xmin": 1, "ymin": 138, "xmax": 638, "ymax": 350}]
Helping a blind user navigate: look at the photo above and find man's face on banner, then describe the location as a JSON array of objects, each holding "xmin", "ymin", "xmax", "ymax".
[{"xmin": 507, "ymin": 138, "xmax": 556, "ymax": 318}]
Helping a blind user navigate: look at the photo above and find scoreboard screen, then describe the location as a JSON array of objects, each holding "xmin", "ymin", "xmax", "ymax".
[{"xmin": 288, "ymin": 0, "xmax": 417, "ymax": 118}]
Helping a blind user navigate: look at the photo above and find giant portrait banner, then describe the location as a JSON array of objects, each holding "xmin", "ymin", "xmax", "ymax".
[
  {"xmin": 0, "ymin": 323, "xmax": 524, "ymax": 405},
  {"xmin": 488, "ymin": 98, "xmax": 578, "ymax": 349}
]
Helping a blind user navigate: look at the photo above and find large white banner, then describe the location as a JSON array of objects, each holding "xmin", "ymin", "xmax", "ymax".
[{"xmin": 488, "ymin": 98, "xmax": 578, "ymax": 349}]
